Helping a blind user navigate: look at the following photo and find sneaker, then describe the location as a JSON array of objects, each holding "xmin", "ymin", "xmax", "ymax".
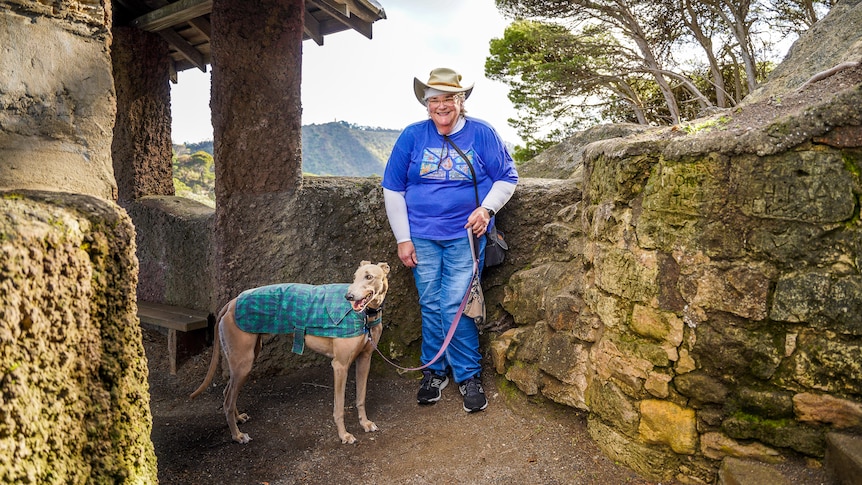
[
  {"xmin": 417, "ymin": 370, "xmax": 449, "ymax": 405},
  {"xmin": 459, "ymin": 376, "xmax": 488, "ymax": 412}
]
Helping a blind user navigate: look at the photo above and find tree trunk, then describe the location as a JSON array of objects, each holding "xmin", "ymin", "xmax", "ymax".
[{"xmin": 682, "ymin": 0, "xmax": 729, "ymax": 107}]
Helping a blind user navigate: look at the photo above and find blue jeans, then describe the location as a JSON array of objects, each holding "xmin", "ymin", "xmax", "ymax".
[{"xmin": 412, "ymin": 235, "xmax": 486, "ymax": 383}]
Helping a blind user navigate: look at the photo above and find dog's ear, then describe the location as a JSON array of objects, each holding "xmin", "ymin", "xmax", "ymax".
[
  {"xmin": 360, "ymin": 260, "xmax": 372, "ymax": 267},
  {"xmin": 378, "ymin": 262, "xmax": 390, "ymax": 274}
]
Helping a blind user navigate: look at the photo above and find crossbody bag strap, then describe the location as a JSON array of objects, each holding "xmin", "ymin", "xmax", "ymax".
[
  {"xmin": 443, "ymin": 134, "xmax": 483, "ymax": 262},
  {"xmin": 443, "ymin": 134, "xmax": 480, "ymax": 208}
]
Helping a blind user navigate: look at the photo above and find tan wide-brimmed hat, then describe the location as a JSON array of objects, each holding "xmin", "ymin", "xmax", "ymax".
[{"xmin": 413, "ymin": 67, "xmax": 474, "ymax": 105}]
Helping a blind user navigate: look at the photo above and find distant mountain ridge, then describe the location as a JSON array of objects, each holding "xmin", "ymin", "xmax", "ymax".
[
  {"xmin": 174, "ymin": 121, "xmax": 401, "ymax": 177},
  {"xmin": 301, "ymin": 121, "xmax": 401, "ymax": 176}
]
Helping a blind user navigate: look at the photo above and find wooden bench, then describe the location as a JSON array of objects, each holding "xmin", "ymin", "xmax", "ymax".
[{"xmin": 137, "ymin": 301, "xmax": 210, "ymax": 375}]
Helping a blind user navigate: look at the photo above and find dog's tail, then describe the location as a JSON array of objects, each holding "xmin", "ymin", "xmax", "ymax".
[{"xmin": 189, "ymin": 302, "xmax": 227, "ymax": 399}]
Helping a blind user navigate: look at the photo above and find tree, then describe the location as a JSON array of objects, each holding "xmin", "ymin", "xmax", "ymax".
[
  {"xmin": 495, "ymin": 0, "xmax": 714, "ymax": 125},
  {"xmin": 487, "ymin": 20, "xmax": 651, "ymax": 157},
  {"xmin": 491, "ymin": 0, "xmax": 834, "ymax": 160},
  {"xmin": 173, "ymin": 150, "xmax": 215, "ymax": 202},
  {"xmin": 768, "ymin": 0, "xmax": 836, "ymax": 32}
]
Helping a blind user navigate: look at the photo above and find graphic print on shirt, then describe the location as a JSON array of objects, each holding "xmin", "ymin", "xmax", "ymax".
[{"xmin": 420, "ymin": 145, "xmax": 474, "ymax": 181}]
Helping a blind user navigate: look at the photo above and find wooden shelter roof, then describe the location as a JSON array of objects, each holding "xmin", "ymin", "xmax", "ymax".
[{"xmin": 113, "ymin": 0, "xmax": 387, "ymax": 78}]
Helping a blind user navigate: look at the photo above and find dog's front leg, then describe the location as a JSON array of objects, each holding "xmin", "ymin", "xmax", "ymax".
[
  {"xmin": 331, "ymin": 357, "xmax": 355, "ymax": 444},
  {"xmin": 355, "ymin": 330, "xmax": 380, "ymax": 433}
]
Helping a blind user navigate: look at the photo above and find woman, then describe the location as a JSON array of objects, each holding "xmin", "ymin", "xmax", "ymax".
[{"xmin": 382, "ymin": 67, "xmax": 518, "ymax": 412}]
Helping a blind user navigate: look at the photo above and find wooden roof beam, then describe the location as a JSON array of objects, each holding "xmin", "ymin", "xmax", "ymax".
[
  {"xmin": 188, "ymin": 16, "xmax": 212, "ymax": 38},
  {"xmin": 340, "ymin": 0, "xmax": 386, "ymax": 23},
  {"xmin": 307, "ymin": 0, "xmax": 373, "ymax": 39},
  {"xmin": 304, "ymin": 11, "xmax": 325, "ymax": 46},
  {"xmin": 159, "ymin": 29, "xmax": 207, "ymax": 72},
  {"xmin": 131, "ymin": 0, "xmax": 213, "ymax": 32}
]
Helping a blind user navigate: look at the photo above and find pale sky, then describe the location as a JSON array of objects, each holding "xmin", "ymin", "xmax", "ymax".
[{"xmin": 169, "ymin": 0, "xmax": 521, "ymax": 146}]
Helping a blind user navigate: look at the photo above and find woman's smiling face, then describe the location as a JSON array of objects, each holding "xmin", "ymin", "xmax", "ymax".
[{"xmin": 426, "ymin": 94, "xmax": 462, "ymax": 135}]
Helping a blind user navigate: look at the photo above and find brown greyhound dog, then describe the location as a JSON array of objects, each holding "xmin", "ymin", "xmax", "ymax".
[{"xmin": 190, "ymin": 261, "xmax": 390, "ymax": 444}]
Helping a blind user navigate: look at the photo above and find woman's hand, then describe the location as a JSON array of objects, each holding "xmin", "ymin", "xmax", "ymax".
[
  {"xmin": 465, "ymin": 207, "xmax": 492, "ymax": 236},
  {"xmin": 397, "ymin": 241, "xmax": 418, "ymax": 268}
]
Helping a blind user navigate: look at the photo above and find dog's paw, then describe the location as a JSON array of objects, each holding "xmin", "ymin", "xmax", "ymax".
[
  {"xmin": 237, "ymin": 413, "xmax": 250, "ymax": 423},
  {"xmin": 361, "ymin": 420, "xmax": 379, "ymax": 433},
  {"xmin": 340, "ymin": 433, "xmax": 357, "ymax": 444},
  {"xmin": 233, "ymin": 433, "xmax": 252, "ymax": 444}
]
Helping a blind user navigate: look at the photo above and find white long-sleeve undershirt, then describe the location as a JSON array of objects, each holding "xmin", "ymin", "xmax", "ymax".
[
  {"xmin": 480, "ymin": 181, "xmax": 517, "ymax": 214},
  {"xmin": 383, "ymin": 180, "xmax": 517, "ymax": 243},
  {"xmin": 383, "ymin": 188, "xmax": 411, "ymax": 243}
]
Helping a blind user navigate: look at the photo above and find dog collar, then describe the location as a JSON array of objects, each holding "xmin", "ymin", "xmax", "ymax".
[
  {"xmin": 364, "ymin": 304, "xmax": 383, "ymax": 317},
  {"xmin": 364, "ymin": 304, "xmax": 383, "ymax": 328}
]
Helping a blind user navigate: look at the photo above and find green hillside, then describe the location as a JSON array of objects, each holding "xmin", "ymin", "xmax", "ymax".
[
  {"xmin": 174, "ymin": 121, "xmax": 400, "ymax": 177},
  {"xmin": 301, "ymin": 121, "xmax": 400, "ymax": 176},
  {"xmin": 172, "ymin": 122, "xmax": 400, "ymax": 205}
]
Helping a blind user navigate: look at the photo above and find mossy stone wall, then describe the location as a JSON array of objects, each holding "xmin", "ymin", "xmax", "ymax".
[{"xmin": 0, "ymin": 190, "xmax": 157, "ymax": 484}]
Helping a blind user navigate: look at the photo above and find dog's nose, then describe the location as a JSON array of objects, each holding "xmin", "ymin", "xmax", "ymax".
[{"xmin": 344, "ymin": 292, "xmax": 353, "ymax": 301}]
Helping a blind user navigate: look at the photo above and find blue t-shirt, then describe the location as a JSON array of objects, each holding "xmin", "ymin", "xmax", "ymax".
[{"xmin": 381, "ymin": 118, "xmax": 519, "ymax": 240}]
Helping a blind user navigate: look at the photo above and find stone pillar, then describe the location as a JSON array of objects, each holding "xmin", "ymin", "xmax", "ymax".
[
  {"xmin": 0, "ymin": 190, "xmax": 158, "ymax": 483},
  {"xmin": 111, "ymin": 26, "xmax": 175, "ymax": 203},
  {"xmin": 0, "ymin": 2, "xmax": 117, "ymax": 200},
  {"xmin": 210, "ymin": 0, "xmax": 304, "ymax": 302}
]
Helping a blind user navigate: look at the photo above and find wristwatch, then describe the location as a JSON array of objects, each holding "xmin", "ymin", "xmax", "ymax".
[{"xmin": 483, "ymin": 207, "xmax": 495, "ymax": 218}]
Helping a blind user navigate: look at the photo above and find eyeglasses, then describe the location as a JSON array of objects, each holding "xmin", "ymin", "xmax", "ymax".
[{"xmin": 427, "ymin": 95, "xmax": 459, "ymax": 107}]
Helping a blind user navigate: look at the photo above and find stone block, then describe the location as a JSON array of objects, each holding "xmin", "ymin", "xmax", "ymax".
[
  {"xmin": 546, "ymin": 292, "xmax": 584, "ymax": 333},
  {"xmin": 675, "ymin": 372, "xmax": 729, "ymax": 406},
  {"xmin": 587, "ymin": 416, "xmax": 679, "ymax": 482},
  {"xmin": 591, "ymin": 336, "xmax": 652, "ymax": 386},
  {"xmin": 676, "ymin": 348, "xmax": 697, "ymax": 374},
  {"xmin": 732, "ymin": 150, "xmax": 856, "ymax": 224},
  {"xmin": 539, "ymin": 331, "xmax": 589, "ymax": 386},
  {"xmin": 642, "ymin": 159, "xmax": 714, "ymax": 217},
  {"xmin": 505, "ymin": 362, "xmax": 541, "ymax": 396},
  {"xmin": 718, "ymin": 457, "xmax": 791, "ymax": 485},
  {"xmin": 771, "ymin": 271, "xmax": 862, "ymax": 335},
  {"xmin": 126, "ymin": 196, "xmax": 215, "ymax": 310},
  {"xmin": 679, "ymin": 263, "xmax": 771, "ymax": 321},
  {"xmin": 639, "ymin": 399, "xmax": 698, "ymax": 455},
  {"xmin": 701, "ymin": 432, "xmax": 783, "ymax": 462},
  {"xmin": 594, "ymin": 245, "xmax": 660, "ymax": 304},
  {"xmin": 631, "ymin": 304, "xmax": 684, "ymax": 346},
  {"xmin": 588, "ymin": 381, "xmax": 640, "ymax": 436},
  {"xmin": 825, "ymin": 432, "xmax": 862, "ymax": 485},
  {"xmin": 794, "ymin": 392, "xmax": 862, "ymax": 428},
  {"xmin": 722, "ymin": 414, "xmax": 825, "ymax": 456},
  {"xmin": 645, "ymin": 370, "xmax": 673, "ymax": 398},
  {"xmin": 734, "ymin": 387, "xmax": 795, "ymax": 419},
  {"xmin": 585, "ymin": 287, "xmax": 628, "ymax": 329},
  {"xmin": 512, "ymin": 322, "xmax": 548, "ymax": 364},
  {"xmin": 489, "ymin": 328, "xmax": 527, "ymax": 375},
  {"xmin": 573, "ymin": 311, "xmax": 603, "ymax": 343},
  {"xmin": 785, "ymin": 330, "xmax": 862, "ymax": 395},
  {"xmin": 542, "ymin": 375, "xmax": 588, "ymax": 411},
  {"xmin": 693, "ymin": 318, "xmax": 783, "ymax": 380},
  {"xmin": 503, "ymin": 262, "xmax": 581, "ymax": 326}
]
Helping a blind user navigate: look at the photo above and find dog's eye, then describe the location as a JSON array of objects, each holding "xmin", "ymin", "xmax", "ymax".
[{"xmin": 365, "ymin": 273, "xmax": 374, "ymax": 280}]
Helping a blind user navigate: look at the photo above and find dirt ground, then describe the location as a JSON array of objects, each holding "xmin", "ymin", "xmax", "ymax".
[
  {"xmin": 145, "ymin": 326, "xmax": 661, "ymax": 485},
  {"xmin": 143, "ymin": 327, "xmax": 831, "ymax": 485}
]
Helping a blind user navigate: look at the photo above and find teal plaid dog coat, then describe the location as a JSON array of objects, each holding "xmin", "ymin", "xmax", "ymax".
[{"xmin": 234, "ymin": 283, "xmax": 382, "ymax": 355}]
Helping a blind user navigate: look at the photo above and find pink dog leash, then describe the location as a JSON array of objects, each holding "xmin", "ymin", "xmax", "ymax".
[{"xmin": 371, "ymin": 229, "xmax": 480, "ymax": 372}]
